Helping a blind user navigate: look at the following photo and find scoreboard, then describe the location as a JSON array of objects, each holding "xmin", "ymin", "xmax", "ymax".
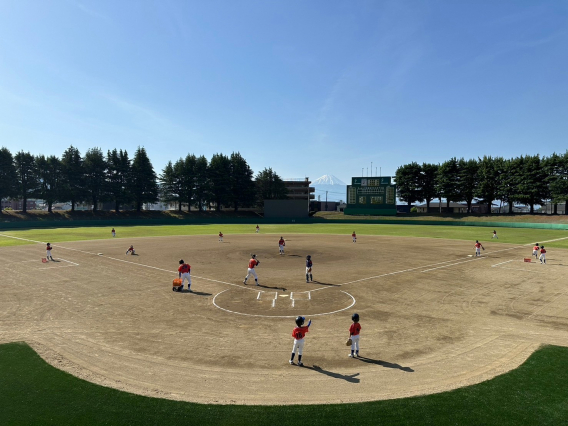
[{"xmin": 344, "ymin": 176, "xmax": 397, "ymax": 215}]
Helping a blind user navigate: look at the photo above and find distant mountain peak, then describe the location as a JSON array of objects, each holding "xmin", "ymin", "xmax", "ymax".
[{"xmin": 313, "ymin": 175, "xmax": 346, "ymax": 185}]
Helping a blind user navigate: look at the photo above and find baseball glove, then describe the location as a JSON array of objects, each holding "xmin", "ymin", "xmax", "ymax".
[
  {"xmin": 482, "ymin": 247, "xmax": 485, "ymax": 251},
  {"xmin": 346, "ymin": 338, "xmax": 352, "ymax": 346}
]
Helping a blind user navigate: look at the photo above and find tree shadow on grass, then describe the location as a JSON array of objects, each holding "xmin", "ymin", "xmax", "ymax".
[
  {"xmin": 357, "ymin": 356, "xmax": 414, "ymax": 372},
  {"xmin": 306, "ymin": 365, "xmax": 360, "ymax": 383}
]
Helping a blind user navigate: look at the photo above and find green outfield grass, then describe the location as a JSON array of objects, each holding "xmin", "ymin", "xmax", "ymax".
[
  {"xmin": 1, "ymin": 342, "xmax": 567, "ymax": 425},
  {"xmin": 1, "ymin": 223, "xmax": 568, "ymax": 249}
]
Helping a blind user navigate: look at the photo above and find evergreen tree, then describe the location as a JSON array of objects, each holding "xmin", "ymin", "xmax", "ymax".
[
  {"xmin": 106, "ymin": 149, "xmax": 131, "ymax": 212},
  {"xmin": 517, "ymin": 155, "xmax": 547, "ymax": 214},
  {"xmin": 498, "ymin": 158, "xmax": 518, "ymax": 213},
  {"xmin": 83, "ymin": 148, "xmax": 107, "ymax": 211},
  {"xmin": 178, "ymin": 154, "xmax": 197, "ymax": 211},
  {"xmin": 255, "ymin": 167, "xmax": 288, "ymax": 207},
  {"xmin": 36, "ymin": 155, "xmax": 62, "ymax": 213},
  {"xmin": 457, "ymin": 158, "xmax": 479, "ymax": 213},
  {"xmin": 436, "ymin": 158, "xmax": 460, "ymax": 211},
  {"xmin": 0, "ymin": 147, "xmax": 17, "ymax": 210},
  {"xmin": 193, "ymin": 155, "xmax": 209, "ymax": 211},
  {"xmin": 395, "ymin": 162, "xmax": 423, "ymax": 209},
  {"xmin": 208, "ymin": 153, "xmax": 231, "ymax": 211},
  {"xmin": 229, "ymin": 152, "xmax": 255, "ymax": 211},
  {"xmin": 14, "ymin": 151, "xmax": 39, "ymax": 213},
  {"xmin": 418, "ymin": 163, "xmax": 439, "ymax": 212},
  {"xmin": 60, "ymin": 146, "xmax": 85, "ymax": 211},
  {"xmin": 476, "ymin": 156, "xmax": 502, "ymax": 214},
  {"xmin": 543, "ymin": 152, "xmax": 567, "ymax": 215},
  {"xmin": 159, "ymin": 160, "xmax": 181, "ymax": 210},
  {"xmin": 129, "ymin": 147, "xmax": 158, "ymax": 212}
]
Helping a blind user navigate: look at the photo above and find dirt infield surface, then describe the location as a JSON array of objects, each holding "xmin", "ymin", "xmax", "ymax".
[{"xmin": 1, "ymin": 233, "xmax": 567, "ymax": 405}]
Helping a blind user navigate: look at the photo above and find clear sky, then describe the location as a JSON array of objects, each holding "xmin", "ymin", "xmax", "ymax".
[{"xmin": 0, "ymin": 1, "xmax": 566, "ymax": 184}]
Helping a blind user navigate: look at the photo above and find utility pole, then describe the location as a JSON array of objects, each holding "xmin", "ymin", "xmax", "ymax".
[
  {"xmin": 325, "ymin": 191, "xmax": 328, "ymax": 211},
  {"xmin": 371, "ymin": 162, "xmax": 373, "ymax": 177}
]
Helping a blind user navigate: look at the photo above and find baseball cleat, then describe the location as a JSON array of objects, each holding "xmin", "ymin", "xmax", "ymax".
[
  {"xmin": 243, "ymin": 280, "xmax": 247, "ymax": 285},
  {"xmin": 297, "ymin": 362, "xmax": 304, "ymax": 366},
  {"xmin": 348, "ymin": 354, "xmax": 354, "ymax": 358},
  {"xmin": 289, "ymin": 360, "xmax": 294, "ymax": 365}
]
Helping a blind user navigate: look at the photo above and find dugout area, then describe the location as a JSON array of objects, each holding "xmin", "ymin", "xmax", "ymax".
[{"xmin": 0, "ymin": 233, "xmax": 567, "ymax": 405}]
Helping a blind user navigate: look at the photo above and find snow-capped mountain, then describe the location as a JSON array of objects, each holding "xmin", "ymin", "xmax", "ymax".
[
  {"xmin": 312, "ymin": 175, "xmax": 346, "ymax": 186},
  {"xmin": 312, "ymin": 175, "xmax": 347, "ymax": 202}
]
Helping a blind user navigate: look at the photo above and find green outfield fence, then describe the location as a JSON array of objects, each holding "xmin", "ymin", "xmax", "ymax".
[{"xmin": 1, "ymin": 217, "xmax": 568, "ymax": 230}]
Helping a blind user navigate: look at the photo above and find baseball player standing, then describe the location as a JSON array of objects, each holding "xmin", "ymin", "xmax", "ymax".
[
  {"xmin": 218, "ymin": 232, "xmax": 223, "ymax": 242},
  {"xmin": 46, "ymin": 243, "xmax": 54, "ymax": 261},
  {"xmin": 348, "ymin": 313, "xmax": 361, "ymax": 358},
  {"xmin": 533, "ymin": 243, "xmax": 540, "ymax": 259},
  {"xmin": 243, "ymin": 254, "xmax": 260, "ymax": 286},
  {"xmin": 492, "ymin": 230, "xmax": 498, "ymax": 239},
  {"xmin": 305, "ymin": 255, "xmax": 313, "ymax": 282},
  {"xmin": 474, "ymin": 240, "xmax": 484, "ymax": 256},
  {"xmin": 290, "ymin": 316, "xmax": 311, "ymax": 366},
  {"xmin": 539, "ymin": 246, "xmax": 547, "ymax": 264},
  {"xmin": 352, "ymin": 231, "xmax": 357, "ymax": 243},
  {"xmin": 256, "ymin": 225, "xmax": 260, "ymax": 233},
  {"xmin": 278, "ymin": 236, "xmax": 285, "ymax": 255},
  {"xmin": 112, "ymin": 228, "xmax": 116, "ymax": 237},
  {"xmin": 177, "ymin": 259, "xmax": 191, "ymax": 292}
]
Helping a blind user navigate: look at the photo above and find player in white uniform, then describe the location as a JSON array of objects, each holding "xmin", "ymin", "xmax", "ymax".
[
  {"xmin": 352, "ymin": 232, "xmax": 357, "ymax": 243},
  {"xmin": 305, "ymin": 255, "xmax": 313, "ymax": 282},
  {"xmin": 255, "ymin": 225, "xmax": 260, "ymax": 233},
  {"xmin": 46, "ymin": 243, "xmax": 54, "ymax": 261},
  {"xmin": 218, "ymin": 232, "xmax": 223, "ymax": 242},
  {"xmin": 243, "ymin": 254, "xmax": 260, "ymax": 286},
  {"xmin": 279, "ymin": 237, "xmax": 285, "ymax": 255}
]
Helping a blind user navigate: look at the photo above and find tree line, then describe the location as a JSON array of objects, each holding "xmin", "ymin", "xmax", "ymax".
[
  {"xmin": 0, "ymin": 146, "xmax": 288, "ymax": 213},
  {"xmin": 395, "ymin": 152, "xmax": 568, "ymax": 214}
]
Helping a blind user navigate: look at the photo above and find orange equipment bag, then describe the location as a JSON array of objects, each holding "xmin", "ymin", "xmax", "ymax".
[
  {"xmin": 523, "ymin": 258, "xmax": 532, "ymax": 263},
  {"xmin": 173, "ymin": 278, "xmax": 182, "ymax": 287}
]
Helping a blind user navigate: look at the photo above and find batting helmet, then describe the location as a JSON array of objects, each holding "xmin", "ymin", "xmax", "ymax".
[
  {"xmin": 306, "ymin": 255, "xmax": 311, "ymax": 259},
  {"xmin": 352, "ymin": 313, "xmax": 360, "ymax": 322},
  {"xmin": 251, "ymin": 253, "xmax": 256, "ymax": 259},
  {"xmin": 295, "ymin": 316, "xmax": 305, "ymax": 327},
  {"xmin": 179, "ymin": 259, "xmax": 184, "ymax": 264}
]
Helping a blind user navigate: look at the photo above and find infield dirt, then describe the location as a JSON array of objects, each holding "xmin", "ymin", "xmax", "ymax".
[{"xmin": 1, "ymin": 233, "xmax": 567, "ymax": 405}]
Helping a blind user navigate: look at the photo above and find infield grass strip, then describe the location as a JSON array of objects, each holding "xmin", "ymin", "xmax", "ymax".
[
  {"xmin": 2, "ymin": 223, "xmax": 568, "ymax": 249},
  {"xmin": 1, "ymin": 342, "xmax": 567, "ymax": 425}
]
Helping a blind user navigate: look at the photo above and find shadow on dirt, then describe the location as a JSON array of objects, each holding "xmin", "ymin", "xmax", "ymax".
[
  {"xmin": 307, "ymin": 365, "xmax": 360, "ymax": 383},
  {"xmin": 357, "ymin": 356, "xmax": 414, "ymax": 372}
]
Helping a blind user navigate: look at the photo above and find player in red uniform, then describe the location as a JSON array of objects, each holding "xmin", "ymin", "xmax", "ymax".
[
  {"xmin": 533, "ymin": 243, "xmax": 540, "ymax": 259},
  {"xmin": 177, "ymin": 259, "xmax": 191, "ymax": 292},
  {"xmin": 243, "ymin": 254, "xmax": 260, "ymax": 286},
  {"xmin": 492, "ymin": 230, "xmax": 498, "ymax": 239},
  {"xmin": 255, "ymin": 225, "xmax": 260, "ymax": 233},
  {"xmin": 539, "ymin": 246, "xmax": 547, "ymax": 264},
  {"xmin": 348, "ymin": 313, "xmax": 361, "ymax": 358},
  {"xmin": 474, "ymin": 240, "xmax": 484, "ymax": 257},
  {"xmin": 278, "ymin": 237, "xmax": 285, "ymax": 255},
  {"xmin": 46, "ymin": 243, "xmax": 54, "ymax": 261},
  {"xmin": 218, "ymin": 232, "xmax": 223, "ymax": 242},
  {"xmin": 305, "ymin": 255, "xmax": 313, "ymax": 283},
  {"xmin": 111, "ymin": 228, "xmax": 116, "ymax": 237},
  {"xmin": 352, "ymin": 231, "xmax": 357, "ymax": 243},
  {"xmin": 125, "ymin": 245, "xmax": 136, "ymax": 255},
  {"xmin": 289, "ymin": 316, "xmax": 311, "ymax": 366}
]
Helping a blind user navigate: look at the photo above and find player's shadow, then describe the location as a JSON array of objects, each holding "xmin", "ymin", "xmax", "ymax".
[
  {"xmin": 307, "ymin": 365, "xmax": 360, "ymax": 383},
  {"xmin": 183, "ymin": 290, "xmax": 212, "ymax": 296},
  {"xmin": 257, "ymin": 284, "xmax": 287, "ymax": 292},
  {"xmin": 309, "ymin": 281, "xmax": 339, "ymax": 287},
  {"xmin": 357, "ymin": 357, "xmax": 414, "ymax": 372},
  {"xmin": 287, "ymin": 254, "xmax": 302, "ymax": 258}
]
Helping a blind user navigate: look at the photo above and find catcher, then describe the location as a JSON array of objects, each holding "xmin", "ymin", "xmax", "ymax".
[
  {"xmin": 305, "ymin": 255, "xmax": 313, "ymax": 283},
  {"xmin": 347, "ymin": 313, "xmax": 361, "ymax": 358}
]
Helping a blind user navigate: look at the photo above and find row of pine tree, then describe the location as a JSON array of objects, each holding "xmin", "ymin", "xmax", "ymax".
[{"xmin": 0, "ymin": 146, "xmax": 288, "ymax": 213}]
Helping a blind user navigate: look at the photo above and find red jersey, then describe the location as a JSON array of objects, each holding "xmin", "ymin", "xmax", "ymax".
[
  {"xmin": 349, "ymin": 323, "xmax": 362, "ymax": 336},
  {"xmin": 352, "ymin": 233, "xmax": 356, "ymax": 238},
  {"xmin": 540, "ymin": 248, "xmax": 546, "ymax": 254},
  {"xmin": 292, "ymin": 326, "xmax": 309, "ymax": 340},
  {"xmin": 533, "ymin": 245, "xmax": 540, "ymax": 251},
  {"xmin": 219, "ymin": 233, "xmax": 223, "ymax": 237},
  {"xmin": 46, "ymin": 245, "xmax": 52, "ymax": 251},
  {"xmin": 474, "ymin": 243, "xmax": 482, "ymax": 249},
  {"xmin": 248, "ymin": 258, "xmax": 258, "ymax": 269},
  {"xmin": 279, "ymin": 238, "xmax": 285, "ymax": 246},
  {"xmin": 178, "ymin": 263, "xmax": 191, "ymax": 273}
]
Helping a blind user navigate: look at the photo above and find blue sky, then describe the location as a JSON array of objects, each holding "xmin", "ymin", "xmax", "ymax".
[{"xmin": 0, "ymin": 0, "xmax": 566, "ymax": 184}]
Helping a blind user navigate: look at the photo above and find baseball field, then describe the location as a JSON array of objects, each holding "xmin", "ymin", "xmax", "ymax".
[{"xmin": 1, "ymin": 223, "xmax": 568, "ymax": 424}]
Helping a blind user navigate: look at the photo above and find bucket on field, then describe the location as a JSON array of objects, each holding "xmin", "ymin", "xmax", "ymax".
[
  {"xmin": 523, "ymin": 258, "xmax": 532, "ymax": 263},
  {"xmin": 173, "ymin": 278, "xmax": 182, "ymax": 288}
]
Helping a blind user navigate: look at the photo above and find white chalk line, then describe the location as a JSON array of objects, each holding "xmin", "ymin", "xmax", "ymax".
[{"xmin": 212, "ymin": 289, "xmax": 356, "ymax": 318}]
